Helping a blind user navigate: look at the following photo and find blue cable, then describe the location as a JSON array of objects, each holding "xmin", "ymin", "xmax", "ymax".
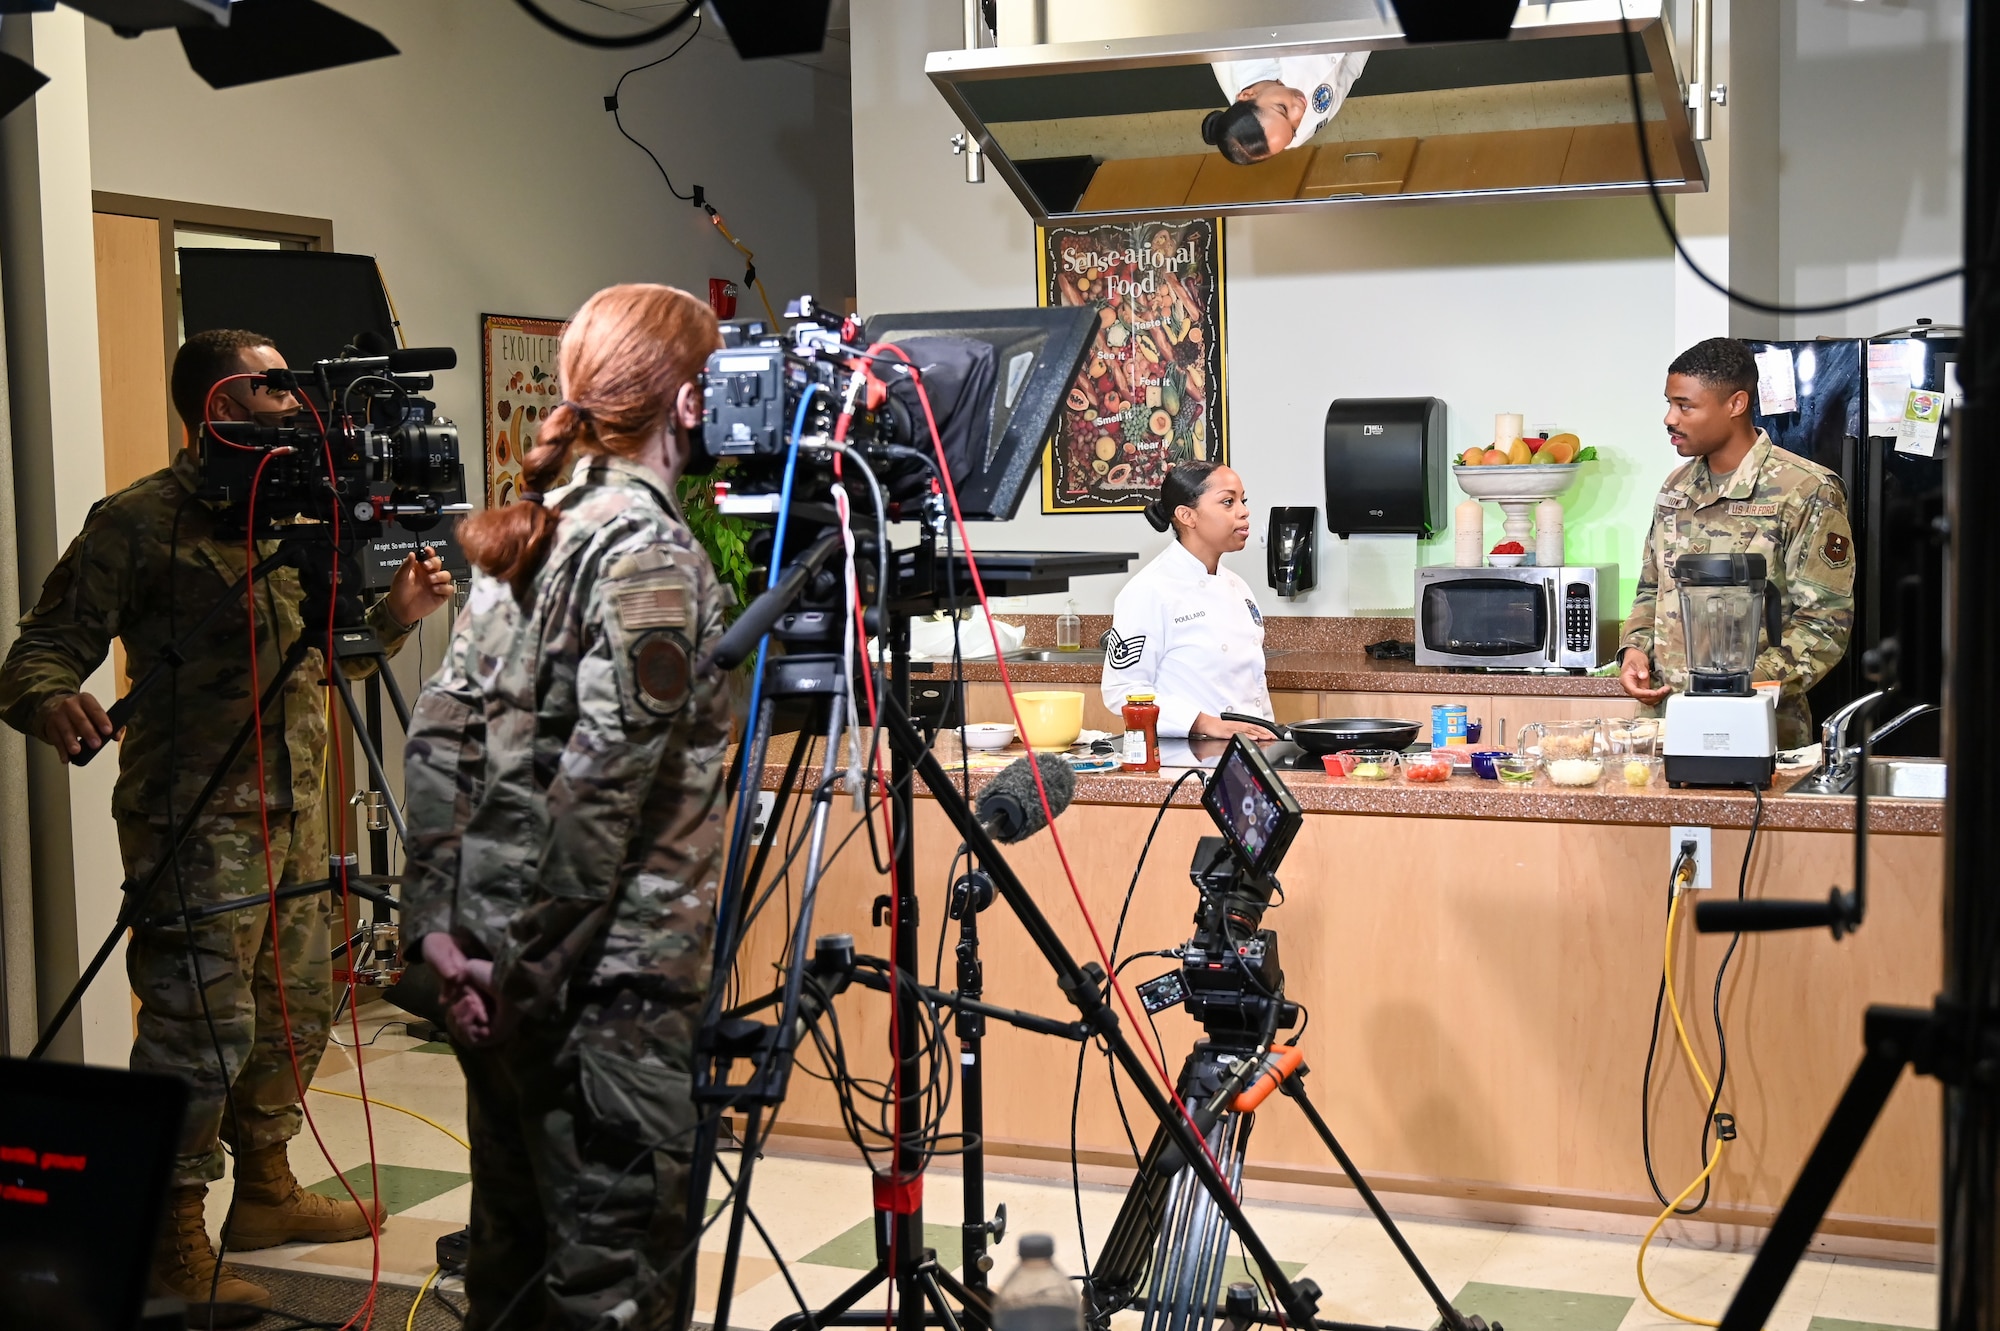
[{"xmin": 718, "ymin": 381, "xmax": 822, "ymax": 946}]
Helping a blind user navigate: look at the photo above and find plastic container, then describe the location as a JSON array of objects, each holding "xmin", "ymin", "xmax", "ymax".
[
  {"xmin": 1014, "ymin": 691, "xmax": 1084, "ymax": 749},
  {"xmin": 1121, "ymin": 691, "xmax": 1161, "ymax": 773},
  {"xmin": 1056, "ymin": 600, "xmax": 1082, "ymax": 652},
  {"xmin": 994, "ymin": 1234, "xmax": 1084, "ymax": 1331}
]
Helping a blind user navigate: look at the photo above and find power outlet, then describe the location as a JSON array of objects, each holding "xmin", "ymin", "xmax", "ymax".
[
  {"xmin": 751, "ymin": 791, "xmax": 777, "ymax": 846},
  {"xmin": 1670, "ymin": 825, "xmax": 1713, "ymax": 890}
]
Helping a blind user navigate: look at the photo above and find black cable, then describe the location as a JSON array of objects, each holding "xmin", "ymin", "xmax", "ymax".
[
  {"xmin": 1071, "ymin": 770, "xmax": 1204, "ymax": 1278},
  {"xmin": 1696, "ymin": 785, "xmax": 1763, "ymax": 1182},
  {"xmin": 1614, "ymin": 3, "xmax": 1962, "ymax": 316},
  {"xmin": 605, "ymin": 10, "xmax": 704, "ymax": 202},
  {"xmin": 514, "ymin": 0, "xmax": 698, "ymax": 49}
]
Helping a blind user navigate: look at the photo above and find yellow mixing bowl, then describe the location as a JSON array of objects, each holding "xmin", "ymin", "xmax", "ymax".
[{"xmin": 1012, "ymin": 690, "xmax": 1084, "ymax": 749}]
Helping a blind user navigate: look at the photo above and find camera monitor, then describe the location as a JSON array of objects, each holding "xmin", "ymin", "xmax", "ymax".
[
  {"xmin": 860, "ymin": 306, "xmax": 1096, "ymax": 522},
  {"xmin": 0, "ymin": 1058, "xmax": 187, "ymax": 1331},
  {"xmin": 1201, "ymin": 735, "xmax": 1304, "ymax": 880}
]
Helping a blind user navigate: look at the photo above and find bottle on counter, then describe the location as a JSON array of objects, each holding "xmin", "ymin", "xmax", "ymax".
[
  {"xmin": 1535, "ymin": 498, "xmax": 1565, "ymax": 568},
  {"xmin": 1454, "ymin": 499, "xmax": 1485, "ymax": 568},
  {"xmin": 1121, "ymin": 690, "xmax": 1161, "ymax": 772},
  {"xmin": 1056, "ymin": 599, "xmax": 1081, "ymax": 651},
  {"xmin": 994, "ymin": 1235, "xmax": 1085, "ymax": 1331}
]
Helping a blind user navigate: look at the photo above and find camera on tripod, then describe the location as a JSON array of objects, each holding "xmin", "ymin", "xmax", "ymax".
[
  {"xmin": 195, "ymin": 345, "xmax": 468, "ymax": 543},
  {"xmin": 1138, "ymin": 738, "xmax": 1306, "ymax": 1046}
]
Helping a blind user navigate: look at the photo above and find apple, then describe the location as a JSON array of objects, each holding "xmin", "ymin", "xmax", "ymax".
[
  {"xmin": 1461, "ymin": 446, "xmax": 1486, "ymax": 466},
  {"xmin": 1526, "ymin": 436, "xmax": 1545, "ymax": 453},
  {"xmin": 1483, "ymin": 448, "xmax": 1509, "ymax": 465}
]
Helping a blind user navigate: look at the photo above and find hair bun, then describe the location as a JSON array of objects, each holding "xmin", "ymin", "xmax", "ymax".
[
  {"xmin": 1142, "ymin": 498, "xmax": 1172, "ymax": 533},
  {"xmin": 1201, "ymin": 109, "xmax": 1224, "ymax": 145}
]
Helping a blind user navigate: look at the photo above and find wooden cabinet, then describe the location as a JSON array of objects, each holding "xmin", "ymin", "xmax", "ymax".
[{"xmin": 1297, "ymin": 138, "xmax": 1419, "ymax": 197}]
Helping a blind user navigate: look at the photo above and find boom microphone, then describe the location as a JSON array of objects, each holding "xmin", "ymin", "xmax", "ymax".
[{"xmin": 975, "ymin": 751, "xmax": 1076, "ymax": 844}]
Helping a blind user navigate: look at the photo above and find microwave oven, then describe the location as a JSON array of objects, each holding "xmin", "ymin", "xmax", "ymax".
[{"xmin": 1414, "ymin": 564, "xmax": 1622, "ymax": 671}]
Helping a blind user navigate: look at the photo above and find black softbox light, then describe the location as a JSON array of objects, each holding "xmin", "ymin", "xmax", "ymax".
[
  {"xmin": 1388, "ymin": 0, "xmax": 1521, "ymax": 44},
  {"xmin": 178, "ymin": 0, "xmax": 396, "ymax": 89}
]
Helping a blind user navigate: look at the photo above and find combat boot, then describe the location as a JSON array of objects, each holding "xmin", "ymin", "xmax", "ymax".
[
  {"xmin": 151, "ymin": 1184, "xmax": 271, "ymax": 1328},
  {"xmin": 221, "ymin": 1141, "xmax": 384, "ymax": 1249}
]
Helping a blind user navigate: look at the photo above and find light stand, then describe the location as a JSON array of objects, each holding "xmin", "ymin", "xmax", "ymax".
[{"xmin": 1675, "ymin": 5, "xmax": 1999, "ymax": 1327}]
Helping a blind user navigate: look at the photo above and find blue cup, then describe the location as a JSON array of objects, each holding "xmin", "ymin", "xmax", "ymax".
[{"xmin": 1470, "ymin": 749, "xmax": 1507, "ymax": 780}]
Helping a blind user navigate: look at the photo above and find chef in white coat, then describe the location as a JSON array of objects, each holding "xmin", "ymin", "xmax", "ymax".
[
  {"xmin": 1101, "ymin": 461, "xmax": 1277, "ymax": 741},
  {"xmin": 1203, "ymin": 49, "xmax": 1370, "ymax": 165}
]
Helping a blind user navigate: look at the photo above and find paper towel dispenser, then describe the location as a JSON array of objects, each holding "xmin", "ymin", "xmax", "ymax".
[{"xmin": 1324, "ymin": 397, "xmax": 1446, "ymax": 539}]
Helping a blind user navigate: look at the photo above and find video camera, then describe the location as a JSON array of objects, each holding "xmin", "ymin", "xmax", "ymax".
[
  {"xmin": 1138, "ymin": 737, "xmax": 1305, "ymax": 1047},
  {"xmin": 194, "ymin": 344, "xmax": 468, "ymax": 545},
  {"xmin": 694, "ymin": 295, "xmax": 1097, "ymax": 524}
]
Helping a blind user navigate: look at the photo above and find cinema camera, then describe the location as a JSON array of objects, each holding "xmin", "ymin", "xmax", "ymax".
[{"xmin": 196, "ymin": 344, "xmax": 468, "ymax": 542}]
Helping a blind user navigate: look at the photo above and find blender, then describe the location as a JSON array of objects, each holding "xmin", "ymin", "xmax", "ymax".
[{"xmin": 1662, "ymin": 553, "xmax": 1782, "ymax": 787}]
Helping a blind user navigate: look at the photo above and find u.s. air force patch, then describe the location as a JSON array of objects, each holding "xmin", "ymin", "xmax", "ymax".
[
  {"xmin": 630, "ymin": 630, "xmax": 692, "ymax": 716},
  {"xmin": 1820, "ymin": 530, "xmax": 1852, "ymax": 570}
]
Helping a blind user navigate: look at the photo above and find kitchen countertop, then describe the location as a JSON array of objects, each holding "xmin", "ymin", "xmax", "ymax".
[
  {"xmin": 748, "ymin": 734, "xmax": 1940, "ymax": 835},
  {"xmin": 923, "ymin": 650, "xmax": 1628, "ymax": 697}
]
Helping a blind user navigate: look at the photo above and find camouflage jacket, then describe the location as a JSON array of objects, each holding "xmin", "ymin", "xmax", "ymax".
[
  {"xmin": 1619, "ymin": 431, "xmax": 1855, "ymax": 748},
  {"xmin": 0, "ymin": 450, "xmax": 412, "ymax": 819},
  {"xmin": 401, "ymin": 455, "xmax": 730, "ymax": 1022}
]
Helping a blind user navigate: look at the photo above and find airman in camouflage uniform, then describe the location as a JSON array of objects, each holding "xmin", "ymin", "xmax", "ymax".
[
  {"xmin": 402, "ymin": 452, "xmax": 730, "ymax": 1329},
  {"xmin": 1620, "ymin": 428, "xmax": 1856, "ymax": 749},
  {"xmin": 0, "ymin": 331, "xmax": 452, "ymax": 1322}
]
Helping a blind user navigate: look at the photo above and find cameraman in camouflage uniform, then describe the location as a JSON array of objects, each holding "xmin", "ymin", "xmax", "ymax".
[
  {"xmin": 1618, "ymin": 337, "xmax": 1856, "ymax": 749},
  {"xmin": 402, "ymin": 284, "xmax": 729, "ymax": 1328},
  {"xmin": 0, "ymin": 329, "xmax": 455, "ymax": 1322}
]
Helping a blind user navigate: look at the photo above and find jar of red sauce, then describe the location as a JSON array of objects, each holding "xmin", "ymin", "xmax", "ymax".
[{"xmin": 1121, "ymin": 690, "xmax": 1161, "ymax": 773}]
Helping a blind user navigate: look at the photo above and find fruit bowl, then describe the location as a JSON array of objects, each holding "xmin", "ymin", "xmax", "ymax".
[{"xmin": 1451, "ymin": 462, "xmax": 1584, "ymax": 501}]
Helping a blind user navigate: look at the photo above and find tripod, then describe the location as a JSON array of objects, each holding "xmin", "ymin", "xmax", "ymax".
[
  {"xmin": 29, "ymin": 533, "xmax": 414, "ymax": 1060},
  {"xmin": 688, "ymin": 520, "xmax": 1450, "ymax": 1331},
  {"xmin": 1088, "ymin": 838, "xmax": 1476, "ymax": 1331}
]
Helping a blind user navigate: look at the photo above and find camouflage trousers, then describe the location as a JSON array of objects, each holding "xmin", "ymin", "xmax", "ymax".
[
  {"xmin": 119, "ymin": 806, "xmax": 332, "ymax": 1188},
  {"xmin": 457, "ymin": 990, "xmax": 701, "ymax": 1331}
]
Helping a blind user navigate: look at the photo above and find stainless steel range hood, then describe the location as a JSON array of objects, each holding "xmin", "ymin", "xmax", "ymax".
[{"xmin": 925, "ymin": 0, "xmax": 1706, "ymax": 222}]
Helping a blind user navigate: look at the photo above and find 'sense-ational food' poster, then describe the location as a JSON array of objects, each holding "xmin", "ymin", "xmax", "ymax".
[
  {"xmin": 481, "ymin": 313, "xmax": 569, "ymax": 509},
  {"xmin": 1037, "ymin": 218, "xmax": 1227, "ymax": 514}
]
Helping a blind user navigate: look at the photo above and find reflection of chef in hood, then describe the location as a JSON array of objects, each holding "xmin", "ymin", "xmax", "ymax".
[{"xmin": 1203, "ymin": 50, "xmax": 1369, "ymax": 164}]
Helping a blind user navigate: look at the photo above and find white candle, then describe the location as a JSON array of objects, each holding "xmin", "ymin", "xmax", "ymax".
[{"xmin": 1494, "ymin": 413, "xmax": 1525, "ymax": 445}]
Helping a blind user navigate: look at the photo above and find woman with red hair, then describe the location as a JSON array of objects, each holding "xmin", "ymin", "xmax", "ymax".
[{"xmin": 402, "ymin": 283, "xmax": 727, "ymax": 1325}]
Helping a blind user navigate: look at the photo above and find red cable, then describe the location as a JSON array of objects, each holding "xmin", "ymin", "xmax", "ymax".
[
  {"xmin": 238, "ymin": 400, "xmax": 383, "ymax": 1329},
  {"xmin": 866, "ymin": 343, "xmax": 1229, "ymax": 1186},
  {"xmin": 203, "ymin": 374, "xmax": 277, "ymax": 451}
]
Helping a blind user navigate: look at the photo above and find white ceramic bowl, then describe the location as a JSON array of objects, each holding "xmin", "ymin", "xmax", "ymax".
[
  {"xmin": 961, "ymin": 723, "xmax": 1017, "ymax": 751},
  {"xmin": 1486, "ymin": 552, "xmax": 1527, "ymax": 567},
  {"xmin": 1452, "ymin": 462, "xmax": 1583, "ymax": 501}
]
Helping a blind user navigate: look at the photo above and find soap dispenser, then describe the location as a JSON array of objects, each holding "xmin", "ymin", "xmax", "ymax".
[
  {"xmin": 1267, "ymin": 507, "xmax": 1318, "ymax": 598},
  {"xmin": 1056, "ymin": 599, "xmax": 1081, "ymax": 651}
]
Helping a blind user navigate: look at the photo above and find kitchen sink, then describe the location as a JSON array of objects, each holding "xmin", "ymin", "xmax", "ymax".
[
  {"xmin": 1864, "ymin": 757, "xmax": 1947, "ymax": 799},
  {"xmin": 1791, "ymin": 756, "xmax": 1946, "ymax": 799},
  {"xmin": 1008, "ymin": 648, "xmax": 1105, "ymax": 664}
]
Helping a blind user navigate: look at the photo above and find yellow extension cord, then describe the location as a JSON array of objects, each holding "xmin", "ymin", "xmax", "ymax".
[
  {"xmin": 407, "ymin": 1264, "xmax": 440, "ymax": 1331},
  {"xmin": 1635, "ymin": 876, "xmax": 1731, "ymax": 1328},
  {"xmin": 308, "ymin": 1084, "xmax": 471, "ymax": 1151}
]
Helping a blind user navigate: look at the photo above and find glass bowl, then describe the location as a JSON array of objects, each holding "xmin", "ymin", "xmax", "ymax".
[
  {"xmin": 1326, "ymin": 749, "xmax": 1401, "ymax": 782},
  {"xmin": 1496, "ymin": 755, "xmax": 1539, "ymax": 784},
  {"xmin": 1617, "ymin": 754, "xmax": 1664, "ymax": 788},
  {"xmin": 1545, "ymin": 756, "xmax": 1606, "ymax": 787},
  {"xmin": 1402, "ymin": 751, "xmax": 1455, "ymax": 784}
]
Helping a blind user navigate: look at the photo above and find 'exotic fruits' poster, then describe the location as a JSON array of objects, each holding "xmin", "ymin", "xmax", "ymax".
[
  {"xmin": 481, "ymin": 314, "xmax": 568, "ymax": 509},
  {"xmin": 1038, "ymin": 218, "xmax": 1227, "ymax": 514}
]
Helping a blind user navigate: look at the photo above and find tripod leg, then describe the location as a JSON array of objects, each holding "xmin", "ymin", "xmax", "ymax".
[
  {"xmin": 919, "ymin": 1266, "xmax": 965, "ymax": 1331},
  {"xmin": 329, "ymin": 665, "xmax": 408, "ymax": 845},
  {"xmin": 712, "ymin": 1105, "xmax": 764, "ymax": 1331},
  {"xmin": 1284, "ymin": 1076, "xmax": 1465, "ymax": 1331},
  {"xmin": 1715, "ymin": 1040, "xmax": 1909, "ymax": 1331},
  {"xmin": 770, "ymin": 1264, "xmax": 888, "ymax": 1331}
]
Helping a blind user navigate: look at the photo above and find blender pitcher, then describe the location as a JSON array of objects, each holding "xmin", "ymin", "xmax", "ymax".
[{"xmin": 1675, "ymin": 554, "xmax": 1782, "ymax": 695}]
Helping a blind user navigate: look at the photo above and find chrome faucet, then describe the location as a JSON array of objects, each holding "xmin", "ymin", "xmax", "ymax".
[{"xmin": 1798, "ymin": 691, "xmax": 1941, "ymax": 794}]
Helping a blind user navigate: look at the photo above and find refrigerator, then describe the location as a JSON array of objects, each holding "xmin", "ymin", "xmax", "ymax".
[{"xmin": 1746, "ymin": 334, "xmax": 1955, "ymax": 756}]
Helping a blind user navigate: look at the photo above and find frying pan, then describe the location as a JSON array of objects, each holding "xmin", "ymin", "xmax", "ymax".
[{"xmin": 1221, "ymin": 712, "xmax": 1423, "ymax": 757}]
